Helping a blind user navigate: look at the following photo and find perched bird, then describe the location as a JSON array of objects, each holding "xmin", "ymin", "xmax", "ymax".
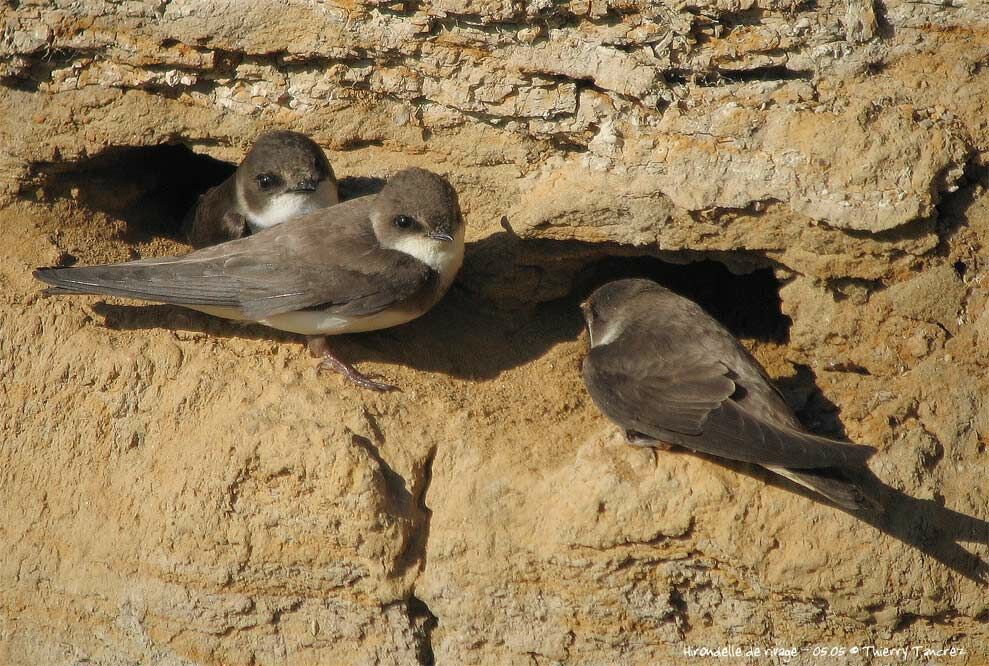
[
  {"xmin": 183, "ymin": 130, "xmax": 339, "ymax": 248},
  {"xmin": 580, "ymin": 278, "xmax": 876, "ymax": 510},
  {"xmin": 36, "ymin": 168, "xmax": 464, "ymax": 391}
]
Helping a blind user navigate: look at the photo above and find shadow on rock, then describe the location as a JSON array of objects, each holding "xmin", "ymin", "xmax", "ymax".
[
  {"xmin": 90, "ymin": 281, "xmax": 586, "ymax": 382},
  {"xmin": 683, "ymin": 452, "xmax": 989, "ymax": 585},
  {"xmin": 337, "ymin": 175, "xmax": 386, "ymax": 201},
  {"xmin": 84, "ymin": 232, "xmax": 790, "ymax": 379},
  {"xmin": 769, "ymin": 367, "xmax": 988, "ymax": 582},
  {"xmin": 76, "ymin": 232, "xmax": 989, "ymax": 583},
  {"xmin": 855, "ymin": 470, "xmax": 989, "ymax": 585}
]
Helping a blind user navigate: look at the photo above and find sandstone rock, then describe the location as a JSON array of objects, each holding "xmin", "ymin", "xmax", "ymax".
[{"xmin": 2, "ymin": 0, "xmax": 989, "ymax": 664}]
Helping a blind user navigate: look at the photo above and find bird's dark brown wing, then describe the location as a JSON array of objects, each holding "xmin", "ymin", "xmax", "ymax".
[
  {"xmin": 583, "ymin": 331, "xmax": 874, "ymax": 470},
  {"xmin": 584, "ymin": 338, "xmax": 737, "ymax": 436},
  {"xmin": 183, "ymin": 179, "xmax": 249, "ymax": 248},
  {"xmin": 35, "ymin": 196, "xmax": 432, "ymax": 321}
]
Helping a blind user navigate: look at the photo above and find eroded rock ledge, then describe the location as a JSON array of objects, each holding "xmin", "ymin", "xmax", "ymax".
[{"xmin": 2, "ymin": 0, "xmax": 989, "ymax": 664}]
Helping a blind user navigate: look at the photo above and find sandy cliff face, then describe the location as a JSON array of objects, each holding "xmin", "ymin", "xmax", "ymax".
[{"xmin": 2, "ymin": 0, "xmax": 989, "ymax": 664}]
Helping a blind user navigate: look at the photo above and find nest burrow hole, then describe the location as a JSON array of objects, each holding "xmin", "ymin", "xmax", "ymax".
[{"xmin": 26, "ymin": 144, "xmax": 792, "ymax": 344}]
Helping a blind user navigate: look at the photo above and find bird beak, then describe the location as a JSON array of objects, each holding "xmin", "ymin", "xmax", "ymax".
[
  {"xmin": 427, "ymin": 231, "xmax": 454, "ymax": 242},
  {"xmin": 289, "ymin": 178, "xmax": 319, "ymax": 193}
]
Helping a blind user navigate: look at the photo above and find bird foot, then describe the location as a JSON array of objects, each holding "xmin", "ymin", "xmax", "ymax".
[
  {"xmin": 625, "ymin": 429, "xmax": 672, "ymax": 450},
  {"xmin": 317, "ymin": 356, "xmax": 398, "ymax": 392},
  {"xmin": 308, "ymin": 336, "xmax": 398, "ymax": 392}
]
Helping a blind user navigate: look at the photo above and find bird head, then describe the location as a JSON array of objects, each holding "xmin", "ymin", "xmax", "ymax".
[
  {"xmin": 238, "ymin": 130, "xmax": 339, "ymax": 228},
  {"xmin": 371, "ymin": 168, "xmax": 465, "ymax": 273}
]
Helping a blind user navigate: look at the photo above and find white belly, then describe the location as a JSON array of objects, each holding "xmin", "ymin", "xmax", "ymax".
[
  {"xmin": 188, "ymin": 304, "xmax": 423, "ymax": 335},
  {"xmin": 259, "ymin": 307, "xmax": 423, "ymax": 335}
]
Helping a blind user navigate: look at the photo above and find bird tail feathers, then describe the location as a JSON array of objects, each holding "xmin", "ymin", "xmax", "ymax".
[{"xmin": 766, "ymin": 465, "xmax": 881, "ymax": 513}]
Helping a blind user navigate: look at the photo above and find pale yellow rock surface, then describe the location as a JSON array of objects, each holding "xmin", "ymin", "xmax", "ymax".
[{"xmin": 2, "ymin": 0, "xmax": 989, "ymax": 664}]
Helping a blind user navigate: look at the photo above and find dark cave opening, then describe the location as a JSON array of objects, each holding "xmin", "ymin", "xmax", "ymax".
[
  {"xmin": 26, "ymin": 143, "xmax": 386, "ymax": 245},
  {"xmin": 24, "ymin": 146, "xmax": 793, "ymax": 376},
  {"xmin": 28, "ymin": 143, "xmax": 237, "ymax": 241},
  {"xmin": 24, "ymin": 145, "xmax": 793, "ymax": 351},
  {"xmin": 570, "ymin": 254, "xmax": 791, "ymax": 343}
]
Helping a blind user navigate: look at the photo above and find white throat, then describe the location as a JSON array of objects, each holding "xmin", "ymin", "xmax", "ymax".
[
  {"xmin": 238, "ymin": 180, "xmax": 339, "ymax": 233},
  {"xmin": 381, "ymin": 223, "xmax": 465, "ymax": 290},
  {"xmin": 589, "ymin": 316, "xmax": 625, "ymax": 348}
]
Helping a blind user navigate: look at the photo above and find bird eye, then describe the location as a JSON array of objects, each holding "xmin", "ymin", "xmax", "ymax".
[
  {"xmin": 393, "ymin": 215, "xmax": 417, "ymax": 230},
  {"xmin": 256, "ymin": 173, "xmax": 282, "ymax": 190}
]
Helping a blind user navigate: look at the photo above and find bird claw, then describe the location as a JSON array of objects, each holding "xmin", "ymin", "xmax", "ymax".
[
  {"xmin": 307, "ymin": 335, "xmax": 399, "ymax": 392},
  {"xmin": 316, "ymin": 356, "xmax": 399, "ymax": 392}
]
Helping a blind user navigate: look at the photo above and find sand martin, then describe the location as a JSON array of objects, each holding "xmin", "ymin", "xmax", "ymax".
[
  {"xmin": 36, "ymin": 168, "xmax": 463, "ymax": 391},
  {"xmin": 183, "ymin": 130, "xmax": 339, "ymax": 248},
  {"xmin": 581, "ymin": 278, "xmax": 876, "ymax": 510}
]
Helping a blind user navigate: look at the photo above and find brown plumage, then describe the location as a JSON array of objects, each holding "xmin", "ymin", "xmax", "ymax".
[
  {"xmin": 581, "ymin": 278, "xmax": 876, "ymax": 510},
  {"xmin": 183, "ymin": 130, "xmax": 338, "ymax": 248},
  {"xmin": 36, "ymin": 168, "xmax": 464, "ymax": 391}
]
